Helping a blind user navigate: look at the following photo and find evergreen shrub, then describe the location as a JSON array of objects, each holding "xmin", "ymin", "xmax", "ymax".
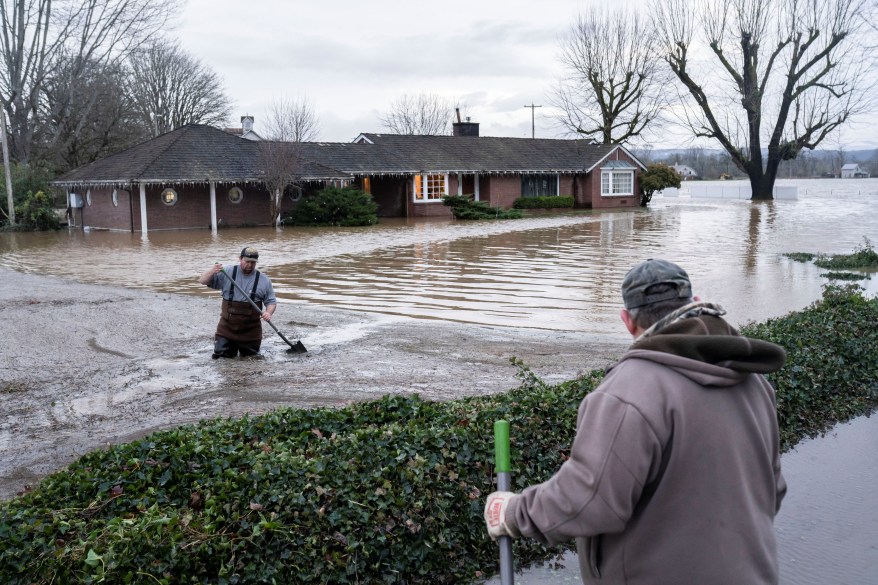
[
  {"xmin": 512, "ymin": 196, "xmax": 574, "ymax": 209},
  {"xmin": 2, "ymin": 286, "xmax": 877, "ymax": 583},
  {"xmin": 442, "ymin": 195, "xmax": 522, "ymax": 220},
  {"xmin": 285, "ymin": 187, "xmax": 378, "ymax": 227},
  {"xmin": 12, "ymin": 190, "xmax": 60, "ymax": 231}
]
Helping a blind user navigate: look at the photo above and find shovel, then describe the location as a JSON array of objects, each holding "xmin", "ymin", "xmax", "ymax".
[
  {"xmin": 217, "ymin": 268, "xmax": 307, "ymax": 354},
  {"xmin": 494, "ymin": 420, "xmax": 514, "ymax": 585}
]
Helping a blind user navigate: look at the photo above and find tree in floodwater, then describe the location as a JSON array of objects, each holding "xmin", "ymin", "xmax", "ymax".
[
  {"xmin": 651, "ymin": 0, "xmax": 876, "ymax": 199},
  {"xmin": 552, "ymin": 6, "xmax": 667, "ymax": 144}
]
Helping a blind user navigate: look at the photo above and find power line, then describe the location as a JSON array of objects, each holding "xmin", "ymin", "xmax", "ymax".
[{"xmin": 523, "ymin": 104, "xmax": 542, "ymax": 139}]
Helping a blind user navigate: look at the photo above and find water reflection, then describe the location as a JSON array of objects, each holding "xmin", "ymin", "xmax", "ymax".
[{"xmin": 1, "ymin": 179, "xmax": 877, "ymax": 335}]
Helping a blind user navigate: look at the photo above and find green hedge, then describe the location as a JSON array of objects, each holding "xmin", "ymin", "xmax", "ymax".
[
  {"xmin": 512, "ymin": 195, "xmax": 574, "ymax": 209},
  {"xmin": 442, "ymin": 195, "xmax": 523, "ymax": 220},
  {"xmin": 284, "ymin": 187, "xmax": 378, "ymax": 227},
  {"xmin": 2, "ymin": 286, "xmax": 877, "ymax": 583}
]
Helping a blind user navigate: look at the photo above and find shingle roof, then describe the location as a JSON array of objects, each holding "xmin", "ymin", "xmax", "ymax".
[{"xmin": 52, "ymin": 124, "xmax": 644, "ymax": 187}]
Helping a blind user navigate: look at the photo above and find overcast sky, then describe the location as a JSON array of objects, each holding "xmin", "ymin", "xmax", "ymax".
[{"xmin": 177, "ymin": 0, "xmax": 876, "ymax": 150}]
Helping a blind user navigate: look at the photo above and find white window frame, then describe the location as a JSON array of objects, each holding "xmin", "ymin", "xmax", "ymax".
[
  {"xmin": 601, "ymin": 170, "xmax": 634, "ymax": 197},
  {"xmin": 160, "ymin": 188, "xmax": 178, "ymax": 206},
  {"xmin": 413, "ymin": 173, "xmax": 448, "ymax": 202},
  {"xmin": 228, "ymin": 186, "xmax": 244, "ymax": 204}
]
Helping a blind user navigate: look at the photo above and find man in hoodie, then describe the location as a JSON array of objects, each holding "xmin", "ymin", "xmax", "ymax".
[{"xmin": 484, "ymin": 258, "xmax": 787, "ymax": 585}]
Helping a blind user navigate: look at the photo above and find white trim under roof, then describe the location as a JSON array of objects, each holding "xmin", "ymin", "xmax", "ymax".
[{"xmin": 585, "ymin": 145, "xmax": 648, "ymax": 174}]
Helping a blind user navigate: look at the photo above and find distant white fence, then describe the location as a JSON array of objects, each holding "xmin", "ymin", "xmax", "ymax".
[{"xmin": 660, "ymin": 182, "xmax": 798, "ymax": 200}]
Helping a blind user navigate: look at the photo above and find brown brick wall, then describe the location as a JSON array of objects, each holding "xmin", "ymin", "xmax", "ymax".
[
  {"xmin": 80, "ymin": 188, "xmax": 135, "ymax": 230},
  {"xmin": 486, "ymin": 175, "xmax": 521, "ymax": 208}
]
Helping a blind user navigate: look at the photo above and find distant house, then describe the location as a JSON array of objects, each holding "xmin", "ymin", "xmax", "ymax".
[
  {"xmin": 671, "ymin": 163, "xmax": 698, "ymax": 180},
  {"xmin": 51, "ymin": 121, "xmax": 647, "ymax": 233},
  {"xmin": 223, "ymin": 115, "xmax": 262, "ymax": 141},
  {"xmin": 840, "ymin": 163, "xmax": 870, "ymax": 178}
]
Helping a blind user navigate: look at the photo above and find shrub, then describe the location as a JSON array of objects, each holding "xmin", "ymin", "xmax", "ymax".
[
  {"xmin": 285, "ymin": 187, "xmax": 378, "ymax": 227},
  {"xmin": 783, "ymin": 252, "xmax": 816, "ymax": 263},
  {"xmin": 639, "ymin": 163, "xmax": 681, "ymax": 207},
  {"xmin": 442, "ymin": 195, "xmax": 523, "ymax": 220},
  {"xmin": 2, "ymin": 286, "xmax": 876, "ymax": 583},
  {"xmin": 512, "ymin": 196, "xmax": 574, "ymax": 209},
  {"xmin": 12, "ymin": 190, "xmax": 60, "ymax": 231},
  {"xmin": 0, "ymin": 163, "xmax": 54, "ymax": 228},
  {"xmin": 813, "ymin": 237, "xmax": 878, "ymax": 269}
]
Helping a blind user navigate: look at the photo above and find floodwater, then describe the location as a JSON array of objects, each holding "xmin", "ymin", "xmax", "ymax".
[
  {"xmin": 1, "ymin": 178, "xmax": 877, "ymax": 336},
  {"xmin": 2, "ymin": 178, "xmax": 878, "ymax": 581}
]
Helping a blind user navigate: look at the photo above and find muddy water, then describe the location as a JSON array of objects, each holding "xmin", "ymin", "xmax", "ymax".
[
  {"xmin": 2, "ymin": 178, "xmax": 877, "ymax": 335},
  {"xmin": 2, "ymin": 178, "xmax": 878, "ymax": 579}
]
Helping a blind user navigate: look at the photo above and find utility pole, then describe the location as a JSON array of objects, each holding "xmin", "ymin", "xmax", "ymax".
[
  {"xmin": 1, "ymin": 110, "xmax": 14, "ymax": 225},
  {"xmin": 523, "ymin": 104, "xmax": 542, "ymax": 138}
]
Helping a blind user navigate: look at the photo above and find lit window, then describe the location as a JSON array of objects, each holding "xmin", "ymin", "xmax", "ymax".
[
  {"xmin": 228, "ymin": 187, "xmax": 243, "ymax": 204},
  {"xmin": 601, "ymin": 170, "xmax": 634, "ymax": 196},
  {"xmin": 161, "ymin": 188, "xmax": 178, "ymax": 206},
  {"xmin": 362, "ymin": 177, "xmax": 371, "ymax": 193},
  {"xmin": 414, "ymin": 173, "xmax": 447, "ymax": 201},
  {"xmin": 112, "ymin": 189, "xmax": 118, "ymax": 207}
]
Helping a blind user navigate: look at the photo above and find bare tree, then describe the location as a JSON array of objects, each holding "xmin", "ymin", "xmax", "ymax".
[
  {"xmin": 379, "ymin": 93, "xmax": 454, "ymax": 135},
  {"xmin": 127, "ymin": 40, "xmax": 232, "ymax": 137},
  {"xmin": 551, "ymin": 7, "xmax": 667, "ymax": 144},
  {"xmin": 0, "ymin": 0, "xmax": 178, "ymax": 164},
  {"xmin": 652, "ymin": 0, "xmax": 876, "ymax": 199},
  {"xmin": 263, "ymin": 95, "xmax": 319, "ymax": 142},
  {"xmin": 39, "ymin": 57, "xmax": 146, "ymax": 171},
  {"xmin": 258, "ymin": 96, "xmax": 320, "ymax": 226}
]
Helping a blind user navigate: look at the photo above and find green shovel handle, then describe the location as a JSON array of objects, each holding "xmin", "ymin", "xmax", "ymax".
[{"xmin": 494, "ymin": 420, "xmax": 510, "ymax": 474}]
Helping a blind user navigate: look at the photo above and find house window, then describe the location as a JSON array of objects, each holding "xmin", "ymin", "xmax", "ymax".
[
  {"xmin": 161, "ymin": 188, "xmax": 178, "ymax": 206},
  {"xmin": 601, "ymin": 170, "xmax": 634, "ymax": 196},
  {"xmin": 413, "ymin": 174, "xmax": 447, "ymax": 201},
  {"xmin": 285, "ymin": 184, "xmax": 302, "ymax": 202},
  {"xmin": 362, "ymin": 177, "xmax": 371, "ymax": 193},
  {"xmin": 86, "ymin": 189, "xmax": 92, "ymax": 206},
  {"xmin": 112, "ymin": 189, "xmax": 118, "ymax": 207},
  {"xmin": 228, "ymin": 187, "xmax": 243, "ymax": 204},
  {"xmin": 521, "ymin": 174, "xmax": 559, "ymax": 197}
]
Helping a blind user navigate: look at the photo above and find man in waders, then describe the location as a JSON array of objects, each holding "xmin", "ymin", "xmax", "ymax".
[
  {"xmin": 199, "ymin": 247, "xmax": 277, "ymax": 358},
  {"xmin": 484, "ymin": 259, "xmax": 787, "ymax": 585}
]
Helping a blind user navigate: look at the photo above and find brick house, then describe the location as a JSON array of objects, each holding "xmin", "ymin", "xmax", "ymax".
[{"xmin": 52, "ymin": 122, "xmax": 646, "ymax": 233}]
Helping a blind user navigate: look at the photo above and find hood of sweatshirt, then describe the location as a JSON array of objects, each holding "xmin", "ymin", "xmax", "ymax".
[{"xmin": 612, "ymin": 305, "xmax": 786, "ymax": 387}]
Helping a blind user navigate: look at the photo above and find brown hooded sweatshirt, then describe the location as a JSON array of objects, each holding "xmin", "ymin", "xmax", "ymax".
[{"xmin": 506, "ymin": 307, "xmax": 787, "ymax": 585}]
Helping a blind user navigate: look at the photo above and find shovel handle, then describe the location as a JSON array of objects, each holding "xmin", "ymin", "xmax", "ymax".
[{"xmin": 494, "ymin": 420, "xmax": 514, "ymax": 585}]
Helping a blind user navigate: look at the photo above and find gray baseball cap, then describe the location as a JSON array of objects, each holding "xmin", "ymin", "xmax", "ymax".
[
  {"xmin": 622, "ymin": 258, "xmax": 692, "ymax": 309},
  {"xmin": 239, "ymin": 246, "xmax": 259, "ymax": 262}
]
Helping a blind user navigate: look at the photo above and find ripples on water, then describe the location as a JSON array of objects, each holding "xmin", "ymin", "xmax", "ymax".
[{"xmin": 1, "ymin": 179, "xmax": 876, "ymax": 335}]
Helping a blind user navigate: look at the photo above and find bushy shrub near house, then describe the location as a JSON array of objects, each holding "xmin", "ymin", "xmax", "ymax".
[
  {"xmin": 0, "ymin": 163, "xmax": 54, "ymax": 229},
  {"xmin": 2, "ymin": 285, "xmax": 876, "ymax": 583},
  {"xmin": 442, "ymin": 195, "xmax": 523, "ymax": 219},
  {"xmin": 512, "ymin": 195, "xmax": 574, "ymax": 209},
  {"xmin": 639, "ymin": 163, "xmax": 681, "ymax": 207},
  {"xmin": 11, "ymin": 190, "xmax": 60, "ymax": 231},
  {"xmin": 285, "ymin": 187, "xmax": 378, "ymax": 227}
]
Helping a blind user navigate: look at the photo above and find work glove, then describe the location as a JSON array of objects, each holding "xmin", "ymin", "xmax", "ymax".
[{"xmin": 484, "ymin": 491, "xmax": 518, "ymax": 540}]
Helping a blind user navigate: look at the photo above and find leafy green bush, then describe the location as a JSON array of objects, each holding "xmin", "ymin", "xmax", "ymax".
[
  {"xmin": 285, "ymin": 187, "xmax": 378, "ymax": 227},
  {"xmin": 742, "ymin": 284, "xmax": 878, "ymax": 450},
  {"xmin": 821, "ymin": 271, "xmax": 870, "ymax": 281},
  {"xmin": 442, "ymin": 195, "xmax": 523, "ymax": 220},
  {"xmin": 2, "ymin": 286, "xmax": 877, "ymax": 583},
  {"xmin": 13, "ymin": 190, "xmax": 60, "ymax": 231},
  {"xmin": 783, "ymin": 252, "xmax": 816, "ymax": 263},
  {"xmin": 512, "ymin": 196, "xmax": 574, "ymax": 209},
  {"xmin": 813, "ymin": 237, "xmax": 878, "ymax": 269},
  {"xmin": 0, "ymin": 163, "xmax": 54, "ymax": 228},
  {"xmin": 639, "ymin": 163, "xmax": 681, "ymax": 206}
]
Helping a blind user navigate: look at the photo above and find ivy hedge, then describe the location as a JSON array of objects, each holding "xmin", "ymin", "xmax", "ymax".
[{"xmin": 2, "ymin": 286, "xmax": 877, "ymax": 583}]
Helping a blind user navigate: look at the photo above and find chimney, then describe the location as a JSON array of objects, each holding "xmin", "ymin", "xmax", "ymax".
[{"xmin": 452, "ymin": 114, "xmax": 479, "ymax": 137}]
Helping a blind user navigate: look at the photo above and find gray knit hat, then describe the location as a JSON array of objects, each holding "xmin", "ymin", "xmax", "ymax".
[{"xmin": 622, "ymin": 259, "xmax": 692, "ymax": 309}]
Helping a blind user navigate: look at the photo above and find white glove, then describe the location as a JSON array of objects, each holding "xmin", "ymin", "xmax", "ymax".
[{"xmin": 484, "ymin": 491, "xmax": 517, "ymax": 540}]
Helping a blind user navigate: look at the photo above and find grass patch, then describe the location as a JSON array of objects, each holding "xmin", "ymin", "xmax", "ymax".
[
  {"xmin": 2, "ymin": 285, "xmax": 877, "ymax": 584},
  {"xmin": 822, "ymin": 271, "xmax": 870, "ymax": 281}
]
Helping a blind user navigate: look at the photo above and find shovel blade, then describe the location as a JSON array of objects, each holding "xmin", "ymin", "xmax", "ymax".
[{"xmin": 286, "ymin": 340, "xmax": 308, "ymax": 354}]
